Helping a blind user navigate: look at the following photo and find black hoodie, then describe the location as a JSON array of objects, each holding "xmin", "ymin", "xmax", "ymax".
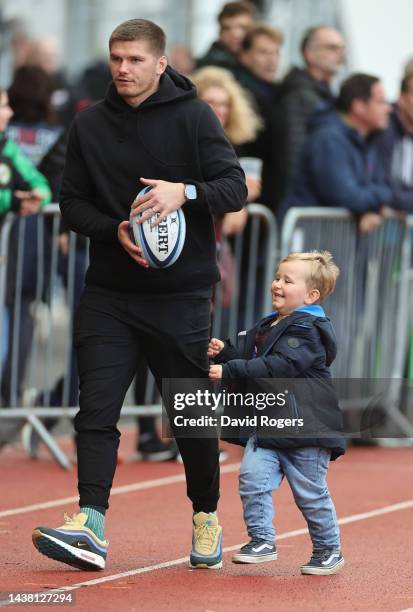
[{"xmin": 60, "ymin": 66, "xmax": 247, "ymax": 294}]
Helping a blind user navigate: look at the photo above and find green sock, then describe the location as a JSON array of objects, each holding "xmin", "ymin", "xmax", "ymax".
[{"xmin": 80, "ymin": 506, "xmax": 105, "ymax": 540}]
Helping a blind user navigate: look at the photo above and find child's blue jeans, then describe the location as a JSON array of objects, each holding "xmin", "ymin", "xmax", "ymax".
[{"xmin": 239, "ymin": 436, "xmax": 341, "ymax": 549}]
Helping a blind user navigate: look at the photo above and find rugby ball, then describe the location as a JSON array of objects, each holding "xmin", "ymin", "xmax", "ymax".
[{"xmin": 129, "ymin": 186, "xmax": 186, "ymax": 268}]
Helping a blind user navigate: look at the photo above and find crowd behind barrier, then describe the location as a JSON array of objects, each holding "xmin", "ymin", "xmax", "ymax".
[
  {"xmin": 0, "ymin": 203, "xmax": 412, "ymax": 467},
  {"xmin": 1, "ymin": 3, "xmax": 413, "ymax": 469}
]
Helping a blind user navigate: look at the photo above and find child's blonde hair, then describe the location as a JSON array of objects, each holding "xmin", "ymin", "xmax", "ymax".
[{"xmin": 281, "ymin": 251, "xmax": 340, "ymax": 301}]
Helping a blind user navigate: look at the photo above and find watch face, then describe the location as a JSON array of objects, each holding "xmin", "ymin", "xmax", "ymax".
[{"xmin": 185, "ymin": 184, "xmax": 197, "ymax": 200}]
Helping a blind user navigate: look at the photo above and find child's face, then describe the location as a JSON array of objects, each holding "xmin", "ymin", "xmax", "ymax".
[
  {"xmin": 271, "ymin": 260, "xmax": 320, "ymax": 316},
  {"xmin": 0, "ymin": 92, "xmax": 13, "ymax": 133}
]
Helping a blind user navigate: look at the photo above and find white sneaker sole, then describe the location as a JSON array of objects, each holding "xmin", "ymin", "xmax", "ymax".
[
  {"xmin": 32, "ymin": 530, "xmax": 106, "ymax": 570},
  {"xmin": 232, "ymin": 552, "xmax": 277, "ymax": 564},
  {"xmin": 301, "ymin": 558, "xmax": 345, "ymax": 575},
  {"xmin": 189, "ymin": 560, "xmax": 223, "ymax": 569}
]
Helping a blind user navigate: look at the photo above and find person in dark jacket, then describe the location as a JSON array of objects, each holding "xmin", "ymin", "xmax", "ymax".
[
  {"xmin": 233, "ymin": 24, "xmax": 283, "ymax": 159},
  {"xmin": 376, "ymin": 73, "xmax": 413, "ymax": 212},
  {"xmin": 283, "ymin": 73, "xmax": 392, "ymax": 232},
  {"xmin": 196, "ymin": 1, "xmax": 256, "ymax": 71},
  {"xmin": 31, "ymin": 19, "xmax": 247, "ymax": 572},
  {"xmin": 209, "ymin": 251, "xmax": 345, "ymax": 575},
  {"xmin": 261, "ymin": 25, "xmax": 345, "ymax": 212}
]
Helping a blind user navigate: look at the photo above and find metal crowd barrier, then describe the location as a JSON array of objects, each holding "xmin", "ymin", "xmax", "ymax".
[
  {"xmin": 281, "ymin": 207, "xmax": 413, "ymax": 438},
  {"xmin": 213, "ymin": 203, "xmax": 278, "ymax": 339},
  {"xmin": 0, "ymin": 203, "xmax": 278, "ymax": 468}
]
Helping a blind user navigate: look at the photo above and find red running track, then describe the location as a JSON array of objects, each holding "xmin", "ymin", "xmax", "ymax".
[{"xmin": 0, "ymin": 430, "xmax": 412, "ymax": 612}]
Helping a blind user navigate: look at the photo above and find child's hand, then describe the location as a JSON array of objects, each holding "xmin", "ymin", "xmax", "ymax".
[
  {"xmin": 208, "ymin": 338, "xmax": 224, "ymax": 357},
  {"xmin": 209, "ymin": 364, "xmax": 223, "ymax": 380}
]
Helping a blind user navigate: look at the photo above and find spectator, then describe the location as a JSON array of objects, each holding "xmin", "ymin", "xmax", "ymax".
[
  {"xmin": 283, "ymin": 73, "xmax": 392, "ymax": 233},
  {"xmin": 28, "ymin": 37, "xmax": 74, "ymax": 127},
  {"xmin": 192, "ymin": 66, "xmax": 262, "ymax": 333},
  {"xmin": 192, "ymin": 66, "xmax": 262, "ymax": 205},
  {"xmin": 0, "ymin": 87, "xmax": 51, "ymax": 408},
  {"xmin": 262, "ymin": 25, "xmax": 345, "ymax": 212},
  {"xmin": 236, "ymin": 24, "xmax": 283, "ymax": 117},
  {"xmin": 169, "ymin": 45, "xmax": 194, "ymax": 76},
  {"xmin": 376, "ymin": 73, "xmax": 413, "ymax": 212},
  {"xmin": 0, "ymin": 87, "xmax": 50, "ymax": 220},
  {"xmin": 196, "ymin": 1, "xmax": 256, "ymax": 71},
  {"xmin": 8, "ymin": 66, "xmax": 63, "ymax": 165},
  {"xmin": 233, "ymin": 24, "xmax": 283, "ymax": 158},
  {"xmin": 2, "ymin": 66, "xmax": 62, "ymax": 409},
  {"xmin": 73, "ymin": 60, "xmax": 111, "ymax": 113}
]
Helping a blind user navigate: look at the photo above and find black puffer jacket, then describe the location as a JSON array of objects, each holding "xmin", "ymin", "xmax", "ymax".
[{"xmin": 215, "ymin": 306, "xmax": 346, "ymax": 459}]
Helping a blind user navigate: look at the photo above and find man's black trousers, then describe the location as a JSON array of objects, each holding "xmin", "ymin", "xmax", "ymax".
[{"xmin": 74, "ymin": 286, "xmax": 220, "ymax": 513}]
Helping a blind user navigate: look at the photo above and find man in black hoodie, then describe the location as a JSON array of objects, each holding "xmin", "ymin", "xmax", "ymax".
[
  {"xmin": 262, "ymin": 25, "xmax": 345, "ymax": 212},
  {"xmin": 31, "ymin": 19, "xmax": 246, "ymax": 572}
]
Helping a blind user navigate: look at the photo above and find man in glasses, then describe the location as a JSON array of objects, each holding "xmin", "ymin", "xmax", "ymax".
[{"xmin": 262, "ymin": 26, "xmax": 345, "ymax": 213}]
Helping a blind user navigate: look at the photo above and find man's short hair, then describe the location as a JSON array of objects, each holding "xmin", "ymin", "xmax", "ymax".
[
  {"xmin": 241, "ymin": 23, "xmax": 284, "ymax": 52},
  {"xmin": 218, "ymin": 1, "xmax": 256, "ymax": 25},
  {"xmin": 337, "ymin": 73, "xmax": 380, "ymax": 113},
  {"xmin": 109, "ymin": 19, "xmax": 166, "ymax": 56},
  {"xmin": 401, "ymin": 73, "xmax": 413, "ymax": 95}
]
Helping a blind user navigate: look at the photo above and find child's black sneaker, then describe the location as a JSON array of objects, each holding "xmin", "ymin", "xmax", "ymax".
[
  {"xmin": 300, "ymin": 548, "xmax": 344, "ymax": 575},
  {"xmin": 232, "ymin": 539, "xmax": 277, "ymax": 564}
]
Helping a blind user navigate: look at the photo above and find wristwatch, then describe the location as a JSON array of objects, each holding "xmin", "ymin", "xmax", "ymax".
[{"xmin": 184, "ymin": 184, "xmax": 197, "ymax": 201}]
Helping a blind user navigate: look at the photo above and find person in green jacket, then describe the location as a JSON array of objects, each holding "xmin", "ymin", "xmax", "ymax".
[
  {"xmin": 0, "ymin": 87, "xmax": 51, "ymax": 415},
  {"xmin": 0, "ymin": 88, "xmax": 51, "ymax": 219}
]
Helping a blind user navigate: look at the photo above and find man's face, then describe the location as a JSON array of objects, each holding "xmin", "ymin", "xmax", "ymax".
[
  {"xmin": 219, "ymin": 14, "xmax": 254, "ymax": 55},
  {"xmin": 305, "ymin": 27, "xmax": 345, "ymax": 78},
  {"xmin": 241, "ymin": 35, "xmax": 280, "ymax": 82},
  {"xmin": 360, "ymin": 82, "xmax": 390, "ymax": 132},
  {"xmin": 109, "ymin": 40, "xmax": 166, "ymax": 105},
  {"xmin": 399, "ymin": 79, "xmax": 413, "ymax": 125}
]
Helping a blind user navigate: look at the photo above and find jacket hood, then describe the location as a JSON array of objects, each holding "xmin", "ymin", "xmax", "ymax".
[
  {"xmin": 282, "ymin": 67, "xmax": 332, "ymax": 100},
  {"xmin": 105, "ymin": 65, "xmax": 196, "ymax": 112},
  {"xmin": 296, "ymin": 306, "xmax": 337, "ymax": 366}
]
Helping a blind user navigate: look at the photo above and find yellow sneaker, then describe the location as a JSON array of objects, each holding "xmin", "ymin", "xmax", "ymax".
[
  {"xmin": 32, "ymin": 512, "xmax": 108, "ymax": 570},
  {"xmin": 189, "ymin": 511, "xmax": 222, "ymax": 569}
]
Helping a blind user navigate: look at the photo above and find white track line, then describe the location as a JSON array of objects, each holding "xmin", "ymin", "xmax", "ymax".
[
  {"xmin": 0, "ymin": 463, "xmax": 240, "ymax": 519},
  {"xmin": 0, "ymin": 498, "xmax": 410, "ymax": 607}
]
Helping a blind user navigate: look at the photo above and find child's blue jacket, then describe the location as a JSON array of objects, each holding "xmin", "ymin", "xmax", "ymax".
[{"xmin": 215, "ymin": 305, "xmax": 346, "ymax": 459}]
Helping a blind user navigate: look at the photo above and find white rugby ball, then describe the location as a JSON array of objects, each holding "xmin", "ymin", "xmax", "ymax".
[{"xmin": 129, "ymin": 186, "xmax": 186, "ymax": 268}]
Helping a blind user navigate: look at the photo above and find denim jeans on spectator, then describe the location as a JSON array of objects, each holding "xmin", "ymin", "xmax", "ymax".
[{"xmin": 239, "ymin": 436, "xmax": 340, "ymax": 548}]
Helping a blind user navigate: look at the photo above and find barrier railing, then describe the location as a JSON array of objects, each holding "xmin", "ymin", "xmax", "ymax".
[
  {"xmin": 0, "ymin": 203, "xmax": 278, "ymax": 467},
  {"xmin": 2, "ymin": 205, "xmax": 412, "ymax": 466},
  {"xmin": 281, "ymin": 207, "xmax": 413, "ymax": 438}
]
